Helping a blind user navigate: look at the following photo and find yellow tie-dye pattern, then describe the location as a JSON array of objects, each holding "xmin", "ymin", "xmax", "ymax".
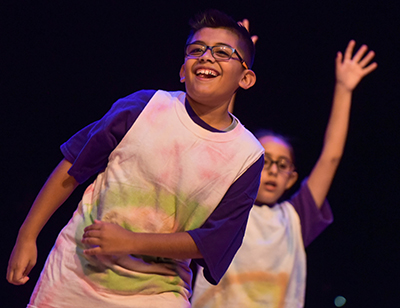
[
  {"xmin": 71, "ymin": 90, "xmax": 263, "ymax": 296},
  {"xmin": 194, "ymin": 271, "xmax": 289, "ymax": 308}
]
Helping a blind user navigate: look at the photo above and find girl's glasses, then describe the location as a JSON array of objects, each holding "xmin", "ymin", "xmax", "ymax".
[{"xmin": 264, "ymin": 156, "xmax": 294, "ymax": 174}]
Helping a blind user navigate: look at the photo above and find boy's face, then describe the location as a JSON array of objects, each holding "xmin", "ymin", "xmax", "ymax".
[
  {"xmin": 255, "ymin": 136, "xmax": 298, "ymax": 206},
  {"xmin": 180, "ymin": 27, "xmax": 255, "ymax": 107}
]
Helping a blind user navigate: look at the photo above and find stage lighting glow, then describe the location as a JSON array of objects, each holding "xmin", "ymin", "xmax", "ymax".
[{"xmin": 334, "ymin": 295, "xmax": 347, "ymax": 307}]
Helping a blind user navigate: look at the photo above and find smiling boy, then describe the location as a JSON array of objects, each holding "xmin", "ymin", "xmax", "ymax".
[
  {"xmin": 7, "ymin": 9, "xmax": 264, "ymax": 308},
  {"xmin": 180, "ymin": 27, "xmax": 255, "ymax": 130}
]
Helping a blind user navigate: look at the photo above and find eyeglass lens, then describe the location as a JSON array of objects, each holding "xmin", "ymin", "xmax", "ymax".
[
  {"xmin": 264, "ymin": 156, "xmax": 292, "ymax": 173},
  {"xmin": 186, "ymin": 44, "xmax": 234, "ymax": 60}
]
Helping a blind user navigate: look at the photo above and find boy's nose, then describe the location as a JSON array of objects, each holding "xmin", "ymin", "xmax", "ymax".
[{"xmin": 199, "ymin": 49, "xmax": 216, "ymax": 63}]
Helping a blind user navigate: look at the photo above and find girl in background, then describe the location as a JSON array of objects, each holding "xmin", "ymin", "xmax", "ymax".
[{"xmin": 191, "ymin": 40, "xmax": 377, "ymax": 308}]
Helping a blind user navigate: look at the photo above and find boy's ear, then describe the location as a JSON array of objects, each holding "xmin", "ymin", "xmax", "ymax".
[
  {"xmin": 238, "ymin": 69, "xmax": 256, "ymax": 89},
  {"xmin": 285, "ymin": 171, "xmax": 298, "ymax": 190},
  {"xmin": 179, "ymin": 65, "xmax": 185, "ymax": 83}
]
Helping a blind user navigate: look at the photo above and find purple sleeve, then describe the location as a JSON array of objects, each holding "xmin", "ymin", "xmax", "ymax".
[
  {"xmin": 289, "ymin": 177, "xmax": 334, "ymax": 247},
  {"xmin": 187, "ymin": 155, "xmax": 264, "ymax": 285},
  {"xmin": 60, "ymin": 90, "xmax": 156, "ymax": 183}
]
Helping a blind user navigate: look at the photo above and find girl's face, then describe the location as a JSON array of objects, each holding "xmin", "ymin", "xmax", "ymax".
[{"xmin": 255, "ymin": 136, "xmax": 298, "ymax": 206}]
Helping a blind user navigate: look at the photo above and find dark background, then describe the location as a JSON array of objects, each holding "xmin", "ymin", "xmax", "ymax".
[{"xmin": 2, "ymin": 0, "xmax": 399, "ymax": 307}]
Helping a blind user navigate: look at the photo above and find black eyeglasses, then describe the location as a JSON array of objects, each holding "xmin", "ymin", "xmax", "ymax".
[
  {"xmin": 185, "ymin": 43, "xmax": 248, "ymax": 69},
  {"xmin": 263, "ymin": 155, "xmax": 294, "ymax": 174}
]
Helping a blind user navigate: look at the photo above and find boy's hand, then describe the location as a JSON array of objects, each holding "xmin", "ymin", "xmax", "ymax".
[
  {"xmin": 7, "ymin": 239, "xmax": 37, "ymax": 285},
  {"xmin": 82, "ymin": 220, "xmax": 134, "ymax": 256},
  {"xmin": 238, "ymin": 19, "xmax": 258, "ymax": 45},
  {"xmin": 336, "ymin": 40, "xmax": 377, "ymax": 91}
]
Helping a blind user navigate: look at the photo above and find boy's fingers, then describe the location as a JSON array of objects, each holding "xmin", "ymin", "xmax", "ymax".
[
  {"xmin": 24, "ymin": 260, "xmax": 35, "ymax": 277},
  {"xmin": 19, "ymin": 276, "xmax": 30, "ymax": 284},
  {"xmin": 82, "ymin": 230, "xmax": 101, "ymax": 239},
  {"xmin": 82, "ymin": 236, "xmax": 101, "ymax": 246},
  {"xmin": 6, "ymin": 267, "xmax": 14, "ymax": 283},
  {"xmin": 8, "ymin": 267, "xmax": 29, "ymax": 285},
  {"xmin": 7, "ymin": 262, "xmax": 17, "ymax": 281},
  {"xmin": 14, "ymin": 276, "xmax": 29, "ymax": 285},
  {"xmin": 84, "ymin": 247, "xmax": 102, "ymax": 255},
  {"xmin": 84, "ymin": 222, "xmax": 102, "ymax": 232}
]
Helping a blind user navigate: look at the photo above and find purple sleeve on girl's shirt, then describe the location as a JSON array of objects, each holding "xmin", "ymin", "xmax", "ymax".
[
  {"xmin": 289, "ymin": 177, "xmax": 333, "ymax": 247},
  {"xmin": 188, "ymin": 156, "xmax": 264, "ymax": 285},
  {"xmin": 60, "ymin": 89, "xmax": 156, "ymax": 183}
]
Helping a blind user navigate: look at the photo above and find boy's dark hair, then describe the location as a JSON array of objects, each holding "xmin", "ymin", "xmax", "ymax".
[
  {"xmin": 254, "ymin": 129, "xmax": 296, "ymax": 167},
  {"xmin": 186, "ymin": 9, "xmax": 255, "ymax": 69}
]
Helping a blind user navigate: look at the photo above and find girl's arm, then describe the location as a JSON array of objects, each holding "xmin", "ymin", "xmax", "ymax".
[
  {"xmin": 7, "ymin": 158, "xmax": 79, "ymax": 285},
  {"xmin": 307, "ymin": 40, "xmax": 377, "ymax": 208}
]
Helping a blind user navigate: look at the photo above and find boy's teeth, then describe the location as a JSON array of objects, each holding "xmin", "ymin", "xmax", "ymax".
[{"xmin": 196, "ymin": 69, "xmax": 217, "ymax": 76}]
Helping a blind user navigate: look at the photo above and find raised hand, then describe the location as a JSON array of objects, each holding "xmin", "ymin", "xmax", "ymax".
[
  {"xmin": 238, "ymin": 19, "xmax": 258, "ymax": 45},
  {"xmin": 336, "ymin": 40, "xmax": 377, "ymax": 91}
]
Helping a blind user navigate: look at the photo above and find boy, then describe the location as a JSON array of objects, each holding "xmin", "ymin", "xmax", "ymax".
[{"xmin": 6, "ymin": 9, "xmax": 264, "ymax": 308}]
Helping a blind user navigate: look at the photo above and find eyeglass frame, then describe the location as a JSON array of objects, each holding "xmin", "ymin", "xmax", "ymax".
[
  {"xmin": 263, "ymin": 155, "xmax": 295, "ymax": 174},
  {"xmin": 184, "ymin": 43, "xmax": 249, "ymax": 70}
]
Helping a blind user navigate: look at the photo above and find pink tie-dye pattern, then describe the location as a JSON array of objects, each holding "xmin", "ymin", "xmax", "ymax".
[{"xmin": 29, "ymin": 90, "xmax": 264, "ymax": 307}]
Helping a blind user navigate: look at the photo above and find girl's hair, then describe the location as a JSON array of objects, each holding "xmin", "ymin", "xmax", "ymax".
[{"xmin": 254, "ymin": 129, "xmax": 296, "ymax": 167}]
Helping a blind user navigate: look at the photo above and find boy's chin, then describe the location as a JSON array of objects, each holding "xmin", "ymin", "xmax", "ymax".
[{"xmin": 186, "ymin": 91, "xmax": 230, "ymax": 106}]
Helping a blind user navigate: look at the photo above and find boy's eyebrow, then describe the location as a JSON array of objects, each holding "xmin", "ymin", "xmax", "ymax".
[{"xmin": 190, "ymin": 40, "xmax": 234, "ymax": 48}]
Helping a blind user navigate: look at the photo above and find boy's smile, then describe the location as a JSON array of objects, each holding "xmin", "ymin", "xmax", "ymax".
[
  {"xmin": 195, "ymin": 68, "xmax": 219, "ymax": 78},
  {"xmin": 180, "ymin": 27, "xmax": 255, "ymax": 111}
]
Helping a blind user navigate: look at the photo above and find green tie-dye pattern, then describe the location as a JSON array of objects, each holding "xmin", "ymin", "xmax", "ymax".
[
  {"xmin": 75, "ymin": 180, "xmax": 209, "ymax": 295},
  {"xmin": 83, "ymin": 260, "xmax": 184, "ymax": 296},
  {"xmin": 64, "ymin": 90, "xmax": 263, "ymax": 301},
  {"xmin": 98, "ymin": 182, "xmax": 210, "ymax": 232}
]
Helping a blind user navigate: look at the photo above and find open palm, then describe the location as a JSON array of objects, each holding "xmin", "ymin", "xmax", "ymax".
[{"xmin": 336, "ymin": 40, "xmax": 377, "ymax": 91}]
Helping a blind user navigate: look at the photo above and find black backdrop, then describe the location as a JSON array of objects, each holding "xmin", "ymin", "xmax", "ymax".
[{"xmin": 2, "ymin": 1, "xmax": 399, "ymax": 307}]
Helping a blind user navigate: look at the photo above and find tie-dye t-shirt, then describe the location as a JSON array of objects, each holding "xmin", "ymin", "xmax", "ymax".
[
  {"xmin": 28, "ymin": 90, "xmax": 264, "ymax": 308},
  {"xmin": 191, "ymin": 179, "xmax": 333, "ymax": 308}
]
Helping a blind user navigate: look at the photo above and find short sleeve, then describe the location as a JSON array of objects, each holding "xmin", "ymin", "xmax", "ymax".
[
  {"xmin": 187, "ymin": 155, "xmax": 264, "ymax": 285},
  {"xmin": 289, "ymin": 177, "xmax": 334, "ymax": 247},
  {"xmin": 60, "ymin": 89, "xmax": 156, "ymax": 183}
]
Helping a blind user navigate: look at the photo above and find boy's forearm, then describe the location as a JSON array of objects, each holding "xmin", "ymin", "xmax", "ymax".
[
  {"xmin": 18, "ymin": 159, "xmax": 79, "ymax": 241},
  {"xmin": 127, "ymin": 231, "xmax": 203, "ymax": 260},
  {"xmin": 82, "ymin": 221, "xmax": 203, "ymax": 260}
]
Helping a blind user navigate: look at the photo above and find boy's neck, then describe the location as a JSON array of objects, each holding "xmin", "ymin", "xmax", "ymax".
[{"xmin": 186, "ymin": 96, "xmax": 233, "ymax": 131}]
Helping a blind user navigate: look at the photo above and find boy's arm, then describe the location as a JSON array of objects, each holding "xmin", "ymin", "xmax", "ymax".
[
  {"xmin": 7, "ymin": 158, "xmax": 79, "ymax": 285},
  {"xmin": 307, "ymin": 40, "xmax": 377, "ymax": 207},
  {"xmin": 82, "ymin": 157, "xmax": 262, "ymax": 283},
  {"xmin": 82, "ymin": 156, "xmax": 263, "ymax": 263},
  {"xmin": 82, "ymin": 221, "xmax": 202, "ymax": 259}
]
